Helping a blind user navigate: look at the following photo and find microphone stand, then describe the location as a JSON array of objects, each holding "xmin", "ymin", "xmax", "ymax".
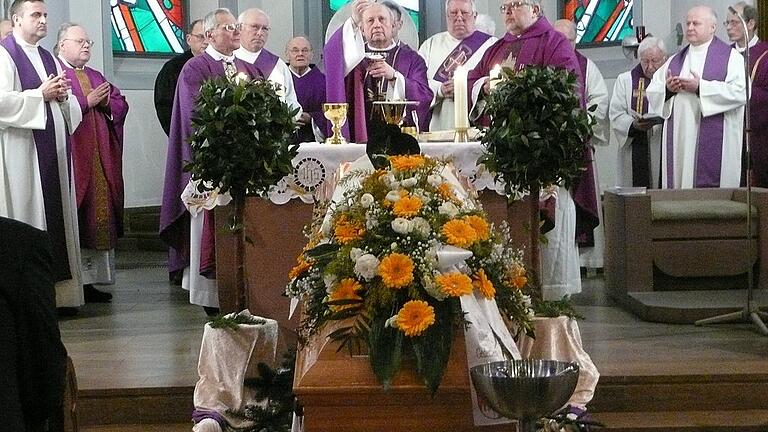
[{"xmin": 695, "ymin": 8, "xmax": 768, "ymax": 335}]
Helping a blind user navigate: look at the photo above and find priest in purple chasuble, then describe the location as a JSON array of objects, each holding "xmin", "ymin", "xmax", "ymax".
[
  {"xmin": 324, "ymin": 0, "xmax": 433, "ymax": 143},
  {"xmin": 235, "ymin": 9, "xmax": 303, "ymax": 124},
  {"xmin": 466, "ymin": 0, "xmax": 599, "ymax": 300},
  {"xmin": 647, "ymin": 6, "xmax": 746, "ymax": 189},
  {"xmin": 726, "ymin": 2, "xmax": 768, "ymax": 188},
  {"xmin": 0, "ymin": 0, "xmax": 84, "ymax": 308},
  {"xmin": 160, "ymin": 8, "xmax": 262, "ymax": 311},
  {"xmin": 554, "ymin": 19, "xmax": 609, "ymax": 273},
  {"xmin": 286, "ymin": 36, "xmax": 328, "ymax": 143},
  {"xmin": 57, "ymin": 23, "xmax": 129, "ymax": 291},
  {"xmin": 610, "ymin": 37, "xmax": 668, "ymax": 189},
  {"xmin": 418, "ymin": 0, "xmax": 497, "ymax": 132}
]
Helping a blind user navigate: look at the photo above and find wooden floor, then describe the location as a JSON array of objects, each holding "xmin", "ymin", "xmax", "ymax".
[{"xmin": 59, "ymin": 253, "xmax": 768, "ymax": 430}]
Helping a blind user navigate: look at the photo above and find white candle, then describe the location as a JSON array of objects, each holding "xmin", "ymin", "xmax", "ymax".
[
  {"xmin": 489, "ymin": 64, "xmax": 502, "ymax": 91},
  {"xmin": 453, "ymin": 65, "xmax": 469, "ymax": 130}
]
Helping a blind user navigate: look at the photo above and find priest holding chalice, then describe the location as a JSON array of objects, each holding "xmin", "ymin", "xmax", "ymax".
[{"xmin": 324, "ymin": 0, "xmax": 433, "ymax": 143}]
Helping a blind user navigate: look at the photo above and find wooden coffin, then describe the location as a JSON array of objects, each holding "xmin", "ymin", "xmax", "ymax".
[{"xmin": 293, "ymin": 320, "xmax": 510, "ymax": 432}]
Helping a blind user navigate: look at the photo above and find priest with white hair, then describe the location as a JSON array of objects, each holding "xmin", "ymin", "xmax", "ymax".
[
  {"xmin": 418, "ymin": 0, "xmax": 496, "ymax": 131},
  {"xmin": 647, "ymin": 5, "xmax": 746, "ymax": 189}
]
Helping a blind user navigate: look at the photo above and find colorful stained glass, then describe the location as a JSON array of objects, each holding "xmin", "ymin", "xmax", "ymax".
[
  {"xmin": 111, "ymin": 0, "xmax": 186, "ymax": 55},
  {"xmin": 329, "ymin": 0, "xmax": 420, "ymax": 31},
  {"xmin": 562, "ymin": 0, "xmax": 634, "ymax": 45}
]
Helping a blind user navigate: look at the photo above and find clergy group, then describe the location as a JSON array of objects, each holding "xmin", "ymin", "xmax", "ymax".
[{"xmin": 0, "ymin": 0, "xmax": 766, "ymax": 316}]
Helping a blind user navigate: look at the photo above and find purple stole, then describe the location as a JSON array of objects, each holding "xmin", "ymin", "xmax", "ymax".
[
  {"xmin": 630, "ymin": 64, "xmax": 650, "ymax": 114},
  {"xmin": 433, "ymin": 30, "xmax": 492, "ymax": 82},
  {"xmin": 253, "ymin": 49, "xmax": 278, "ymax": 81},
  {"xmin": 1, "ymin": 35, "xmax": 71, "ymax": 281},
  {"xmin": 666, "ymin": 37, "xmax": 732, "ymax": 187}
]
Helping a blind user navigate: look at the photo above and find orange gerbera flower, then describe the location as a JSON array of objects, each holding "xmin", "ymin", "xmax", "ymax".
[
  {"xmin": 389, "ymin": 155, "xmax": 426, "ymax": 171},
  {"xmin": 464, "ymin": 215, "xmax": 490, "ymax": 241},
  {"xmin": 328, "ymin": 278, "xmax": 363, "ymax": 311},
  {"xmin": 378, "ymin": 253, "xmax": 415, "ymax": 289},
  {"xmin": 396, "ymin": 300, "xmax": 436, "ymax": 337},
  {"xmin": 288, "ymin": 256, "xmax": 312, "ymax": 280},
  {"xmin": 438, "ymin": 183, "xmax": 456, "ymax": 201},
  {"xmin": 435, "ymin": 272, "xmax": 473, "ymax": 297},
  {"xmin": 511, "ymin": 275, "xmax": 528, "ymax": 289},
  {"xmin": 441, "ymin": 219, "xmax": 478, "ymax": 248},
  {"xmin": 393, "ymin": 195, "xmax": 423, "ymax": 218},
  {"xmin": 472, "ymin": 269, "xmax": 496, "ymax": 299},
  {"xmin": 334, "ymin": 215, "xmax": 365, "ymax": 244}
]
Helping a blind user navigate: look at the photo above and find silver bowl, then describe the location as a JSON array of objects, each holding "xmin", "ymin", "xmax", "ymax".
[{"xmin": 470, "ymin": 359, "xmax": 580, "ymax": 432}]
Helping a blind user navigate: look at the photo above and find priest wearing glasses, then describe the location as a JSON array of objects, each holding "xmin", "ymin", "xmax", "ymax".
[
  {"xmin": 324, "ymin": 0, "xmax": 433, "ymax": 143},
  {"xmin": 160, "ymin": 8, "xmax": 262, "ymax": 314}
]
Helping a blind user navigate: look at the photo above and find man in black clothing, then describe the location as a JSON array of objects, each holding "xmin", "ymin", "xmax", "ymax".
[
  {"xmin": 153, "ymin": 19, "xmax": 207, "ymax": 135},
  {"xmin": 0, "ymin": 217, "xmax": 68, "ymax": 432}
]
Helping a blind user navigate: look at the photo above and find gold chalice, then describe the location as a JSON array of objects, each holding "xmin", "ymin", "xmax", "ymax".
[
  {"xmin": 323, "ymin": 103, "xmax": 348, "ymax": 145},
  {"xmin": 372, "ymin": 100, "xmax": 419, "ymax": 127}
]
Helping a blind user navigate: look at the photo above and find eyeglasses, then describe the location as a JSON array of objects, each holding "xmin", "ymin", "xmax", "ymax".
[
  {"xmin": 244, "ymin": 23, "xmax": 270, "ymax": 33},
  {"xmin": 723, "ymin": 19, "xmax": 741, "ymax": 28},
  {"xmin": 219, "ymin": 23, "xmax": 243, "ymax": 32},
  {"xmin": 448, "ymin": 10, "xmax": 475, "ymax": 19},
  {"xmin": 288, "ymin": 48, "xmax": 310, "ymax": 54},
  {"xmin": 500, "ymin": 1, "xmax": 531, "ymax": 13},
  {"xmin": 63, "ymin": 38, "xmax": 94, "ymax": 48},
  {"xmin": 188, "ymin": 33, "xmax": 205, "ymax": 40}
]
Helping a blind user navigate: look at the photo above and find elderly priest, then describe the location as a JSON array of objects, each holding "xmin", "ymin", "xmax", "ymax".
[
  {"xmin": 647, "ymin": 5, "xmax": 746, "ymax": 189},
  {"xmin": 418, "ymin": 0, "xmax": 496, "ymax": 131},
  {"xmin": 324, "ymin": 0, "xmax": 433, "ymax": 143}
]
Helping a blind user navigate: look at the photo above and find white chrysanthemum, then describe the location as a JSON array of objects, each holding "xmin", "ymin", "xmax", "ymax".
[
  {"xmin": 360, "ymin": 193, "xmax": 375, "ymax": 208},
  {"xmin": 391, "ymin": 218, "xmax": 413, "ymax": 235},
  {"xmin": 401, "ymin": 177, "xmax": 418, "ymax": 188},
  {"xmin": 350, "ymin": 247, "xmax": 365, "ymax": 261},
  {"xmin": 438, "ymin": 201, "xmax": 459, "ymax": 217},
  {"xmin": 323, "ymin": 274, "xmax": 337, "ymax": 293},
  {"xmin": 385, "ymin": 190, "xmax": 402, "ymax": 202},
  {"xmin": 427, "ymin": 174, "xmax": 443, "ymax": 187},
  {"xmin": 422, "ymin": 275, "xmax": 447, "ymax": 301},
  {"xmin": 354, "ymin": 254, "xmax": 380, "ymax": 281},
  {"xmin": 411, "ymin": 217, "xmax": 431, "ymax": 237},
  {"xmin": 385, "ymin": 315, "xmax": 398, "ymax": 328}
]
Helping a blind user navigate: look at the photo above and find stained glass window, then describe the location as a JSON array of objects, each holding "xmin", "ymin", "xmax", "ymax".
[
  {"xmin": 562, "ymin": 0, "xmax": 634, "ymax": 45},
  {"xmin": 111, "ymin": 0, "xmax": 186, "ymax": 55},
  {"xmin": 329, "ymin": 0, "xmax": 421, "ymax": 31}
]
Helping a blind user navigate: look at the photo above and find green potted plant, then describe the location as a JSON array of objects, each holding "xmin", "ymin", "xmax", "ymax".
[
  {"xmin": 185, "ymin": 76, "xmax": 299, "ymax": 309},
  {"xmin": 480, "ymin": 66, "xmax": 594, "ymax": 296}
]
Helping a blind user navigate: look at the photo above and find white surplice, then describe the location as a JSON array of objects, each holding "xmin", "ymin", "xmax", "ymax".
[
  {"xmin": 610, "ymin": 69, "xmax": 664, "ymax": 188},
  {"xmin": 646, "ymin": 39, "xmax": 746, "ymax": 189},
  {"xmin": 578, "ymin": 57, "xmax": 609, "ymax": 269},
  {"xmin": 541, "ymin": 186, "xmax": 581, "ymax": 301},
  {"xmin": 0, "ymin": 36, "xmax": 84, "ymax": 307},
  {"xmin": 418, "ymin": 31, "xmax": 497, "ymax": 131}
]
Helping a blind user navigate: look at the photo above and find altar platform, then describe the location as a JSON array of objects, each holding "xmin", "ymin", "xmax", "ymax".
[{"xmin": 59, "ymin": 260, "xmax": 768, "ymax": 431}]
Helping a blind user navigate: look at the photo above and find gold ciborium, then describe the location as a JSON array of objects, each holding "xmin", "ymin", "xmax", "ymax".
[
  {"xmin": 372, "ymin": 100, "xmax": 419, "ymax": 127},
  {"xmin": 323, "ymin": 103, "xmax": 348, "ymax": 145}
]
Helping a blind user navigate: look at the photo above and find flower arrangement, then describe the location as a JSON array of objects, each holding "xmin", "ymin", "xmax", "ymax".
[{"xmin": 286, "ymin": 154, "xmax": 534, "ymax": 393}]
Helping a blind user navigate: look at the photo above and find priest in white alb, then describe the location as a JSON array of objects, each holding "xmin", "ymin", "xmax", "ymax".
[
  {"xmin": 646, "ymin": 5, "xmax": 746, "ymax": 189},
  {"xmin": 0, "ymin": 0, "xmax": 84, "ymax": 309},
  {"xmin": 418, "ymin": 0, "xmax": 496, "ymax": 131}
]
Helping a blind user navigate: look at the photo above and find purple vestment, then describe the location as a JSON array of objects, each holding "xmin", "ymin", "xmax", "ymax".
[
  {"xmin": 59, "ymin": 62, "xmax": 129, "ymax": 250},
  {"xmin": 325, "ymin": 25, "xmax": 433, "ymax": 142},
  {"xmin": 0, "ymin": 35, "xmax": 72, "ymax": 281},
  {"xmin": 160, "ymin": 53, "xmax": 262, "ymax": 277},
  {"xmin": 292, "ymin": 67, "xmax": 328, "ymax": 142},
  {"xmin": 433, "ymin": 30, "xmax": 493, "ymax": 82},
  {"xmin": 748, "ymin": 41, "xmax": 768, "ymax": 187},
  {"xmin": 467, "ymin": 17, "xmax": 599, "ymax": 245},
  {"xmin": 666, "ymin": 37, "xmax": 732, "ymax": 188}
]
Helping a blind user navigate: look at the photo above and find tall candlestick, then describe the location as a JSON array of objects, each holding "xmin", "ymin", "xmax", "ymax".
[{"xmin": 453, "ymin": 65, "xmax": 469, "ymax": 130}]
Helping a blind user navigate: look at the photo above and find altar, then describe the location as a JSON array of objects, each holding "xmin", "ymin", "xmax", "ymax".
[{"xmin": 214, "ymin": 142, "xmax": 536, "ymax": 338}]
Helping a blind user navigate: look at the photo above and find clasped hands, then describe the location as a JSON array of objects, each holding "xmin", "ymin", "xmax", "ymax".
[
  {"xmin": 86, "ymin": 82, "xmax": 111, "ymax": 109},
  {"xmin": 40, "ymin": 72, "xmax": 71, "ymax": 103},
  {"xmin": 666, "ymin": 70, "xmax": 700, "ymax": 94}
]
